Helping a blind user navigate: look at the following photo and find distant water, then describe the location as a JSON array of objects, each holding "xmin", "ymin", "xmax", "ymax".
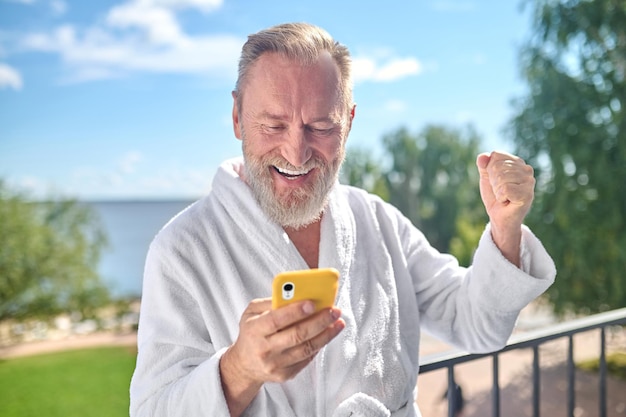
[{"xmin": 87, "ymin": 200, "xmax": 196, "ymax": 297}]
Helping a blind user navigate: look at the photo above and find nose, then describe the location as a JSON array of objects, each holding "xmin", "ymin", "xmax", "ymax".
[{"xmin": 281, "ymin": 128, "xmax": 312, "ymax": 167}]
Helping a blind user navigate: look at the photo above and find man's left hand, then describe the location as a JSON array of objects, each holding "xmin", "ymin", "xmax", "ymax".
[{"xmin": 476, "ymin": 151, "xmax": 535, "ymax": 266}]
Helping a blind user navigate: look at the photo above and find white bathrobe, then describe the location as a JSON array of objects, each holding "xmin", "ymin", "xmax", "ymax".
[{"xmin": 130, "ymin": 157, "xmax": 556, "ymax": 417}]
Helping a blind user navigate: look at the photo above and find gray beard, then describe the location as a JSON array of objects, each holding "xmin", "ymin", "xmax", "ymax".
[{"xmin": 242, "ymin": 142, "xmax": 343, "ymax": 230}]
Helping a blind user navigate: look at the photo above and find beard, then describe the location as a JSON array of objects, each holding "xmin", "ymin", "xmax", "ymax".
[{"xmin": 242, "ymin": 139, "xmax": 344, "ymax": 230}]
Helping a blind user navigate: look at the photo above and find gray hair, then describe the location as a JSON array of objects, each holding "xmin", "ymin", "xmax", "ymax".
[{"xmin": 234, "ymin": 22, "xmax": 353, "ymax": 115}]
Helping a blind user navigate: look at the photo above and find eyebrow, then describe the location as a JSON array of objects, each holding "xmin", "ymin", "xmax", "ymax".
[
  {"xmin": 257, "ymin": 111, "xmax": 340, "ymax": 125},
  {"xmin": 257, "ymin": 111, "xmax": 288, "ymax": 121}
]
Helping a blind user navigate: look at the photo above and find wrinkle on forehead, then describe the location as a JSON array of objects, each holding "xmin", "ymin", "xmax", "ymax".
[{"xmin": 241, "ymin": 52, "xmax": 345, "ymax": 125}]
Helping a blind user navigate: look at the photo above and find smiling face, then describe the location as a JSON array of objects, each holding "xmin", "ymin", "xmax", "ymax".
[{"xmin": 232, "ymin": 51, "xmax": 354, "ymax": 229}]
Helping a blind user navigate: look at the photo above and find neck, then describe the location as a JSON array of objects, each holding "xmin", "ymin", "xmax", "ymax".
[{"xmin": 284, "ymin": 219, "xmax": 321, "ymax": 269}]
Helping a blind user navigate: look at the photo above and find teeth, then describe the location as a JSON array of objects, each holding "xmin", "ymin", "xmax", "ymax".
[{"xmin": 275, "ymin": 166, "xmax": 310, "ymax": 176}]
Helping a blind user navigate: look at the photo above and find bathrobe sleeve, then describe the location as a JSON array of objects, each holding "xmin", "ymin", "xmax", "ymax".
[
  {"xmin": 129, "ymin": 237, "xmax": 231, "ymax": 417},
  {"xmin": 393, "ymin": 205, "xmax": 556, "ymax": 353}
]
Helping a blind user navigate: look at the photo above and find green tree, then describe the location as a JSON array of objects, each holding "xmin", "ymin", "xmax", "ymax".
[
  {"xmin": 509, "ymin": 0, "xmax": 626, "ymax": 314},
  {"xmin": 342, "ymin": 125, "xmax": 486, "ymax": 265},
  {"xmin": 0, "ymin": 182, "xmax": 110, "ymax": 321},
  {"xmin": 340, "ymin": 147, "xmax": 389, "ymax": 201},
  {"xmin": 382, "ymin": 125, "xmax": 486, "ymax": 261}
]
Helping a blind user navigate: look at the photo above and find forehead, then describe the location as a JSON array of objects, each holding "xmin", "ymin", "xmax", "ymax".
[{"xmin": 241, "ymin": 52, "xmax": 343, "ymax": 117}]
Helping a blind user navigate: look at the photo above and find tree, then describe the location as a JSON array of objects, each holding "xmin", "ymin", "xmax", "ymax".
[
  {"xmin": 340, "ymin": 147, "xmax": 389, "ymax": 201},
  {"xmin": 342, "ymin": 124, "xmax": 486, "ymax": 265},
  {"xmin": 509, "ymin": 0, "xmax": 626, "ymax": 314},
  {"xmin": 0, "ymin": 182, "xmax": 110, "ymax": 321},
  {"xmin": 382, "ymin": 125, "xmax": 486, "ymax": 262}
]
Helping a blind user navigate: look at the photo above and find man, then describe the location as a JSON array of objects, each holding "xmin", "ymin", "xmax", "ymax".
[{"xmin": 130, "ymin": 23, "xmax": 556, "ymax": 417}]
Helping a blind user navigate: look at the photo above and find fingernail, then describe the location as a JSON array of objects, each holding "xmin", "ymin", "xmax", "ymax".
[
  {"xmin": 330, "ymin": 308, "xmax": 341, "ymax": 320},
  {"xmin": 302, "ymin": 301, "xmax": 315, "ymax": 315}
]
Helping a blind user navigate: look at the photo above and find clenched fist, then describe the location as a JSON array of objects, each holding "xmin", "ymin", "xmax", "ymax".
[{"xmin": 476, "ymin": 151, "xmax": 536, "ymax": 266}]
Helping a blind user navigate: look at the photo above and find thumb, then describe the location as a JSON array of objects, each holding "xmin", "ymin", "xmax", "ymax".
[
  {"xmin": 476, "ymin": 152, "xmax": 491, "ymax": 172},
  {"xmin": 476, "ymin": 152, "xmax": 495, "ymax": 207}
]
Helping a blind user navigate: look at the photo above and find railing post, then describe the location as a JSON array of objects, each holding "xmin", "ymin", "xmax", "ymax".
[
  {"xmin": 492, "ymin": 353, "xmax": 500, "ymax": 417},
  {"xmin": 447, "ymin": 366, "xmax": 456, "ymax": 417},
  {"xmin": 532, "ymin": 345, "xmax": 540, "ymax": 417},
  {"xmin": 417, "ymin": 308, "xmax": 626, "ymax": 417},
  {"xmin": 599, "ymin": 327, "xmax": 607, "ymax": 417},
  {"xmin": 567, "ymin": 334, "xmax": 575, "ymax": 417}
]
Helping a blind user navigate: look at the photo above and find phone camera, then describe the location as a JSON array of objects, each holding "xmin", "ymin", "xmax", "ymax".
[{"xmin": 282, "ymin": 282, "xmax": 295, "ymax": 300}]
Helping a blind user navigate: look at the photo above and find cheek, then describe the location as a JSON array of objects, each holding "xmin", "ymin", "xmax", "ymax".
[
  {"xmin": 242, "ymin": 132, "xmax": 276, "ymax": 157},
  {"xmin": 317, "ymin": 139, "xmax": 344, "ymax": 162}
]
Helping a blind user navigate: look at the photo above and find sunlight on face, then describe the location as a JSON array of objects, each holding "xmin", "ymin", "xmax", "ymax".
[
  {"xmin": 242, "ymin": 134, "xmax": 345, "ymax": 229},
  {"xmin": 237, "ymin": 52, "xmax": 351, "ymax": 229}
]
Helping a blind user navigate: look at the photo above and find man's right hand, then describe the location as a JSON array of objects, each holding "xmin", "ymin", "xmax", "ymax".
[{"xmin": 219, "ymin": 298, "xmax": 345, "ymax": 416}]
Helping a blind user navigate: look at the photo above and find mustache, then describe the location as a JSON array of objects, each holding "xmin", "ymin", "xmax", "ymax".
[{"xmin": 263, "ymin": 155, "xmax": 325, "ymax": 171}]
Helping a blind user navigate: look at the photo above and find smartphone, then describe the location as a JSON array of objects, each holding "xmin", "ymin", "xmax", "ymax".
[{"xmin": 271, "ymin": 267, "xmax": 339, "ymax": 312}]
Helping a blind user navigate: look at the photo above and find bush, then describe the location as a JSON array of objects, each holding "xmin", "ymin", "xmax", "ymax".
[{"xmin": 0, "ymin": 182, "xmax": 110, "ymax": 321}]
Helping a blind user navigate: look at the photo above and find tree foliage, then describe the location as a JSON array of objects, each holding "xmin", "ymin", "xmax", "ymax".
[
  {"xmin": 342, "ymin": 125, "xmax": 486, "ymax": 265},
  {"xmin": 0, "ymin": 182, "xmax": 110, "ymax": 321},
  {"xmin": 340, "ymin": 147, "xmax": 389, "ymax": 201},
  {"xmin": 509, "ymin": 0, "xmax": 626, "ymax": 314}
]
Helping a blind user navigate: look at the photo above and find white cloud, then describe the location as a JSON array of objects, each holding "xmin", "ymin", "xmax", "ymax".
[
  {"xmin": 9, "ymin": 161, "xmax": 212, "ymax": 199},
  {"xmin": 50, "ymin": 0, "xmax": 67, "ymax": 16},
  {"xmin": 353, "ymin": 56, "xmax": 422, "ymax": 83},
  {"xmin": 17, "ymin": 0, "xmax": 241, "ymax": 83},
  {"xmin": 384, "ymin": 99, "xmax": 408, "ymax": 112},
  {"xmin": 107, "ymin": 1, "xmax": 185, "ymax": 45},
  {"xmin": 0, "ymin": 63, "xmax": 23, "ymax": 90},
  {"xmin": 117, "ymin": 151, "xmax": 143, "ymax": 174},
  {"xmin": 63, "ymin": 152, "xmax": 213, "ymax": 198},
  {"xmin": 21, "ymin": 25, "xmax": 242, "ymax": 80},
  {"xmin": 139, "ymin": 167, "xmax": 211, "ymax": 194},
  {"xmin": 454, "ymin": 110, "xmax": 473, "ymax": 124},
  {"xmin": 149, "ymin": 0, "xmax": 223, "ymax": 12}
]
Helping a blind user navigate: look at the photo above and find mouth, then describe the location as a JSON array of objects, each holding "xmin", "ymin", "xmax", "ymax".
[{"xmin": 273, "ymin": 165, "xmax": 313, "ymax": 180}]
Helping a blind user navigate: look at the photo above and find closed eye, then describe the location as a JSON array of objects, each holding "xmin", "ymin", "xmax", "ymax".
[
  {"xmin": 262, "ymin": 124, "xmax": 286, "ymax": 133},
  {"xmin": 307, "ymin": 126, "xmax": 335, "ymax": 136}
]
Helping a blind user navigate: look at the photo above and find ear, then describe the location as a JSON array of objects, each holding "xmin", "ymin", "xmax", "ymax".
[
  {"xmin": 347, "ymin": 103, "xmax": 356, "ymax": 131},
  {"xmin": 232, "ymin": 90, "xmax": 242, "ymax": 140}
]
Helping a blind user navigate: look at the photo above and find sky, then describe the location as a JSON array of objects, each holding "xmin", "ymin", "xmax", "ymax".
[{"xmin": 0, "ymin": 0, "xmax": 535, "ymax": 200}]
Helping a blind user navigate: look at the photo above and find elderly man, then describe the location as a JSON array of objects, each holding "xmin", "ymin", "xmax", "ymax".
[{"xmin": 130, "ymin": 22, "xmax": 555, "ymax": 417}]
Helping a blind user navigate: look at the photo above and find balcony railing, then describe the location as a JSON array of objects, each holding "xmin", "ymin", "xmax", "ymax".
[{"xmin": 418, "ymin": 307, "xmax": 626, "ymax": 417}]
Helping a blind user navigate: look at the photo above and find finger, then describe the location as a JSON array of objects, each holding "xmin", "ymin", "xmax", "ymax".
[
  {"xmin": 256, "ymin": 300, "xmax": 318, "ymax": 335},
  {"xmin": 242, "ymin": 298, "xmax": 272, "ymax": 317},
  {"xmin": 477, "ymin": 152, "xmax": 496, "ymax": 207},
  {"xmin": 485, "ymin": 153, "xmax": 531, "ymax": 184},
  {"xmin": 269, "ymin": 307, "xmax": 342, "ymax": 350},
  {"xmin": 487, "ymin": 150, "xmax": 522, "ymax": 164},
  {"xmin": 495, "ymin": 182, "xmax": 535, "ymax": 206},
  {"xmin": 490, "ymin": 163, "xmax": 535, "ymax": 201},
  {"xmin": 476, "ymin": 152, "xmax": 491, "ymax": 173},
  {"xmin": 275, "ymin": 318, "xmax": 345, "ymax": 368}
]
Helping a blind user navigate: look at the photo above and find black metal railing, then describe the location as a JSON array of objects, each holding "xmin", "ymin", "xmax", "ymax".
[{"xmin": 419, "ymin": 307, "xmax": 626, "ymax": 417}]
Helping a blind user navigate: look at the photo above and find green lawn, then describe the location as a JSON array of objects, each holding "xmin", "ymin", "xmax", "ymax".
[{"xmin": 0, "ymin": 346, "xmax": 137, "ymax": 417}]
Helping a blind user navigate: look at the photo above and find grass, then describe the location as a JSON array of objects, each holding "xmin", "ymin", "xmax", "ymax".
[
  {"xmin": 0, "ymin": 346, "xmax": 137, "ymax": 417},
  {"xmin": 578, "ymin": 351, "xmax": 626, "ymax": 381}
]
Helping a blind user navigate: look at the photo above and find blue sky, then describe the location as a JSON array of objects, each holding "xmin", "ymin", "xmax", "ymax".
[{"xmin": 0, "ymin": 0, "xmax": 533, "ymax": 200}]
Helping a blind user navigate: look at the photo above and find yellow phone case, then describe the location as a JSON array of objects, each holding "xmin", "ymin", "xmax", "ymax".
[{"xmin": 271, "ymin": 268, "xmax": 339, "ymax": 311}]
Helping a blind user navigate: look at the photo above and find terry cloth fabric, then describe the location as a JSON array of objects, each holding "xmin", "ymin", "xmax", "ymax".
[
  {"xmin": 130, "ymin": 157, "xmax": 556, "ymax": 417},
  {"xmin": 332, "ymin": 393, "xmax": 392, "ymax": 417}
]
